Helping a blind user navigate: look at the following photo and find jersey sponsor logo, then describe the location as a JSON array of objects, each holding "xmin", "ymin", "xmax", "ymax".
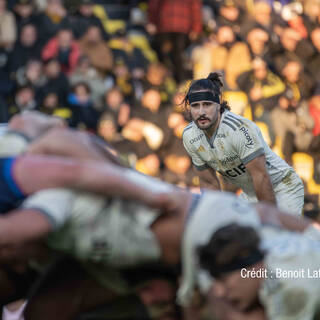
[
  {"xmin": 239, "ymin": 127, "xmax": 254, "ymax": 149},
  {"xmin": 221, "ymin": 154, "xmax": 238, "ymax": 165},
  {"xmin": 197, "ymin": 145, "xmax": 205, "ymax": 152},
  {"xmin": 189, "ymin": 133, "xmax": 204, "ymax": 144},
  {"xmin": 217, "ymin": 133, "xmax": 226, "ymax": 138},
  {"xmin": 225, "ymin": 163, "xmax": 246, "ymax": 177}
]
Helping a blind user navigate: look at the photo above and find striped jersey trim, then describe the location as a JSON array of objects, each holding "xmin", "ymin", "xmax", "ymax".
[{"xmin": 222, "ymin": 120, "xmax": 236, "ymax": 131}]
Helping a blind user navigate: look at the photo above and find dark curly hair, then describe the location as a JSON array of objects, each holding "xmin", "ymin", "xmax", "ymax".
[{"xmin": 183, "ymin": 72, "xmax": 231, "ymax": 114}]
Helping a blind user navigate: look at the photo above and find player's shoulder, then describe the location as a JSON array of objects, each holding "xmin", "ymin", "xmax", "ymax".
[
  {"xmin": 182, "ymin": 121, "xmax": 198, "ymax": 141},
  {"xmin": 221, "ymin": 111, "xmax": 257, "ymax": 134}
]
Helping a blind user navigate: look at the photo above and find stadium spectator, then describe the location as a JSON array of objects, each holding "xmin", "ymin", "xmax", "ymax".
[
  {"xmin": 211, "ymin": 25, "xmax": 251, "ymax": 90},
  {"xmin": 10, "ymin": 23, "xmax": 42, "ymax": 72},
  {"xmin": 68, "ymin": 0, "xmax": 108, "ymax": 40},
  {"xmin": 36, "ymin": 0, "xmax": 68, "ymax": 41},
  {"xmin": 12, "ymin": 0, "xmax": 38, "ymax": 33},
  {"xmin": 15, "ymin": 59, "xmax": 46, "ymax": 102},
  {"xmin": 148, "ymin": 0, "xmax": 202, "ymax": 83},
  {"xmin": 41, "ymin": 58, "xmax": 70, "ymax": 105},
  {"xmin": 237, "ymin": 57, "xmax": 285, "ymax": 144},
  {"xmin": 69, "ymin": 55, "xmax": 106, "ymax": 109},
  {"xmin": 78, "ymin": 25, "xmax": 113, "ymax": 77},
  {"xmin": 215, "ymin": 0, "xmax": 244, "ymax": 36},
  {"xmin": 0, "ymin": 0, "xmax": 16, "ymax": 50},
  {"xmin": 7, "ymin": 84, "xmax": 37, "ymax": 118},
  {"xmin": 101, "ymin": 86, "xmax": 130, "ymax": 132},
  {"xmin": 67, "ymin": 81, "xmax": 99, "ymax": 130},
  {"xmin": 42, "ymin": 26, "xmax": 80, "ymax": 75}
]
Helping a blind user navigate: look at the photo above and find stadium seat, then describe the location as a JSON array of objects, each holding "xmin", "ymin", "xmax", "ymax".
[
  {"xmin": 222, "ymin": 91, "xmax": 248, "ymax": 117},
  {"xmin": 256, "ymin": 121, "xmax": 271, "ymax": 146},
  {"xmin": 93, "ymin": 5, "xmax": 126, "ymax": 34},
  {"xmin": 292, "ymin": 152, "xmax": 320, "ymax": 195}
]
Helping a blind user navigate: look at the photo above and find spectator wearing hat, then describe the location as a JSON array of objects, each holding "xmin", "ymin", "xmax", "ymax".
[
  {"xmin": 12, "ymin": 0, "xmax": 39, "ymax": 33},
  {"xmin": 148, "ymin": 0, "xmax": 202, "ymax": 83},
  {"xmin": 42, "ymin": 27, "xmax": 80, "ymax": 75},
  {"xmin": 68, "ymin": 0, "xmax": 108, "ymax": 40},
  {"xmin": 0, "ymin": 0, "xmax": 16, "ymax": 50},
  {"xmin": 36, "ymin": 0, "xmax": 69, "ymax": 41}
]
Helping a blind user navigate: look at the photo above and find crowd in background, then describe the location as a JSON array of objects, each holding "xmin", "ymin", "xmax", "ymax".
[{"xmin": 0, "ymin": 0, "xmax": 319, "ymax": 203}]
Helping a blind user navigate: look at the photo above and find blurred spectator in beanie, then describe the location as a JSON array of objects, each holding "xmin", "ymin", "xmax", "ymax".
[
  {"xmin": 8, "ymin": 84, "xmax": 37, "ymax": 118},
  {"xmin": 0, "ymin": 0, "xmax": 16, "ymax": 50},
  {"xmin": 41, "ymin": 58, "xmax": 70, "ymax": 105},
  {"xmin": 102, "ymin": 87, "xmax": 130, "ymax": 132},
  {"xmin": 69, "ymin": 0, "xmax": 107, "ymax": 40},
  {"xmin": 11, "ymin": 23, "xmax": 42, "ymax": 72},
  {"xmin": 12, "ymin": 0, "xmax": 39, "ymax": 33},
  {"xmin": 78, "ymin": 25, "xmax": 113, "ymax": 77},
  {"xmin": 37, "ymin": 0, "xmax": 69, "ymax": 41},
  {"xmin": 42, "ymin": 26, "xmax": 80, "ymax": 75},
  {"xmin": 69, "ymin": 55, "xmax": 106, "ymax": 109},
  {"xmin": 147, "ymin": 0, "xmax": 202, "ymax": 83},
  {"xmin": 237, "ymin": 57, "xmax": 285, "ymax": 145},
  {"xmin": 67, "ymin": 81, "xmax": 99, "ymax": 130}
]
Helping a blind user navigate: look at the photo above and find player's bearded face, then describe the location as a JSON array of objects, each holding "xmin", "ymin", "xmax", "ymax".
[{"xmin": 190, "ymin": 100, "xmax": 220, "ymax": 131}]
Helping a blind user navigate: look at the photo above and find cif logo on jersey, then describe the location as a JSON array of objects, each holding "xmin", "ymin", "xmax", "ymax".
[{"xmin": 225, "ymin": 163, "xmax": 246, "ymax": 178}]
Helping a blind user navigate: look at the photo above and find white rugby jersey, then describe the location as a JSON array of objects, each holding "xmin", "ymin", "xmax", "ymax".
[
  {"xmin": 259, "ymin": 230, "xmax": 320, "ymax": 320},
  {"xmin": 182, "ymin": 111, "xmax": 290, "ymax": 198}
]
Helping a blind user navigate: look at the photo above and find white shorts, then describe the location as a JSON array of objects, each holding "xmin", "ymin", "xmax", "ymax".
[{"xmin": 240, "ymin": 170, "xmax": 304, "ymax": 216}]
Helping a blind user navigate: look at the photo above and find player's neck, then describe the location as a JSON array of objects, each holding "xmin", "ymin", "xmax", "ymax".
[{"xmin": 204, "ymin": 112, "xmax": 221, "ymax": 138}]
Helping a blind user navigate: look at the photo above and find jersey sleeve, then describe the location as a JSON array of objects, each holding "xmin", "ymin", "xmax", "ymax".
[
  {"xmin": 182, "ymin": 134, "xmax": 209, "ymax": 171},
  {"xmin": 21, "ymin": 188, "xmax": 74, "ymax": 230},
  {"xmin": 231, "ymin": 121, "xmax": 265, "ymax": 165}
]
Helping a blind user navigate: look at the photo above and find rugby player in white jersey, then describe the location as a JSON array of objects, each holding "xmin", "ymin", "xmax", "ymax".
[
  {"xmin": 0, "ymin": 128, "xmax": 317, "ymax": 319},
  {"xmin": 198, "ymin": 223, "xmax": 320, "ymax": 320},
  {"xmin": 182, "ymin": 73, "xmax": 304, "ymax": 215}
]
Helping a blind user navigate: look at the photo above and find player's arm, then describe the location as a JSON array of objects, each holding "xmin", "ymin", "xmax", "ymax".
[
  {"xmin": 182, "ymin": 134, "xmax": 221, "ymax": 190},
  {"xmin": 26, "ymin": 128, "xmax": 115, "ymax": 163},
  {"xmin": 196, "ymin": 167, "xmax": 221, "ymax": 190},
  {"xmin": 245, "ymin": 155, "xmax": 276, "ymax": 204},
  {"xmin": 0, "ymin": 209, "xmax": 52, "ymax": 247},
  {"xmin": 13, "ymin": 155, "xmax": 179, "ymax": 213},
  {"xmin": 218, "ymin": 173, "xmax": 239, "ymax": 193}
]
